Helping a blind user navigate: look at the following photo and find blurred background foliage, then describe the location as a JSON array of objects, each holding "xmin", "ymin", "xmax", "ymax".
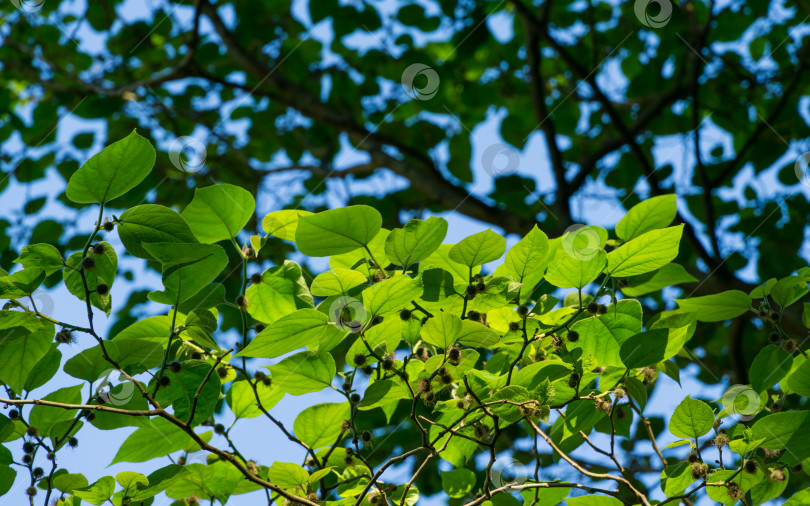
[{"xmin": 1, "ymin": 0, "xmax": 809, "ymax": 406}]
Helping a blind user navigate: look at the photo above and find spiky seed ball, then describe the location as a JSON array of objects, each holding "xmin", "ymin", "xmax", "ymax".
[
  {"xmin": 567, "ymin": 373, "xmax": 580, "ymax": 388},
  {"xmin": 80, "ymin": 256, "xmax": 96, "ymax": 270},
  {"xmin": 235, "ymin": 295, "xmax": 248, "ymax": 309},
  {"xmin": 32, "ymin": 467, "xmax": 44, "ymax": 478},
  {"xmin": 369, "ymin": 495, "xmax": 380, "ymax": 504},
  {"xmin": 23, "ymin": 442, "xmax": 35, "ymax": 453},
  {"xmin": 253, "ymin": 370, "xmax": 267, "ymax": 382},
  {"xmin": 26, "ymin": 426, "xmax": 38, "ymax": 437},
  {"xmin": 341, "ymin": 420, "xmax": 352, "ymax": 431},
  {"xmin": 67, "ymin": 437, "xmax": 78, "ymax": 448},
  {"xmin": 382, "ymin": 357, "xmax": 394, "ymax": 370},
  {"xmin": 214, "ymin": 424, "xmax": 225, "ymax": 434},
  {"xmin": 456, "ymin": 400, "xmax": 465, "ymax": 409},
  {"xmin": 341, "ymin": 382, "xmax": 351, "ymax": 392},
  {"xmin": 727, "ymin": 482, "xmax": 742, "ymax": 500},
  {"xmin": 714, "ymin": 433, "xmax": 729, "ymax": 447},
  {"xmin": 350, "ymin": 393, "xmax": 361, "ymax": 404},
  {"xmin": 744, "ymin": 460, "xmax": 758, "ymax": 474},
  {"xmin": 567, "ymin": 330, "xmax": 579, "ymax": 343},
  {"xmin": 305, "ymin": 457, "xmax": 317, "ymax": 467},
  {"xmin": 92, "ymin": 243, "xmax": 106, "ymax": 255},
  {"xmin": 423, "ymin": 391, "xmax": 436, "ymax": 404},
  {"xmin": 242, "ymin": 245, "xmax": 256, "ymax": 258},
  {"xmin": 261, "ymin": 378, "xmax": 272, "ymax": 387},
  {"xmin": 476, "ymin": 281, "xmax": 486, "ymax": 293},
  {"xmin": 769, "ymin": 468, "xmax": 786, "ymax": 482},
  {"xmin": 361, "ymin": 431, "xmax": 372, "ymax": 443},
  {"xmin": 217, "ymin": 367, "xmax": 228, "ymax": 379},
  {"xmin": 250, "ymin": 273, "xmax": 262, "ymax": 284},
  {"xmin": 353, "ymin": 354, "xmax": 367, "ymax": 367},
  {"xmin": 55, "ymin": 329, "xmax": 73, "ymax": 344},
  {"xmin": 102, "ymin": 221, "xmax": 115, "ymax": 232},
  {"xmin": 508, "ymin": 321, "xmax": 520, "ymax": 332},
  {"xmin": 255, "ymin": 323, "xmax": 266, "ymax": 333},
  {"xmin": 46, "ymin": 452, "xmax": 55, "ymax": 460},
  {"xmin": 169, "ymin": 361, "xmax": 182, "ymax": 373},
  {"xmin": 769, "ymin": 310, "xmax": 779, "ymax": 321},
  {"xmin": 768, "ymin": 332, "xmax": 781, "ymax": 344},
  {"xmin": 399, "ymin": 309, "xmax": 411, "ymax": 321},
  {"xmin": 95, "ymin": 283, "xmax": 109, "ymax": 295},
  {"xmin": 465, "ymin": 285, "xmax": 477, "ymax": 299},
  {"xmin": 159, "ymin": 375, "xmax": 171, "ymax": 387},
  {"xmin": 691, "ymin": 462, "xmax": 707, "ymax": 479},
  {"xmin": 8, "ymin": 409, "xmax": 19, "ymax": 419},
  {"xmin": 190, "ymin": 351, "xmax": 203, "ymax": 360},
  {"xmin": 687, "ymin": 453, "xmax": 699, "ymax": 463},
  {"xmin": 785, "ymin": 339, "xmax": 798, "ymax": 353},
  {"xmin": 467, "ymin": 310, "xmax": 481, "ymax": 322},
  {"xmin": 415, "ymin": 347, "xmax": 429, "ymax": 360},
  {"xmin": 587, "ymin": 302, "xmax": 599, "ymax": 314},
  {"xmin": 440, "ymin": 374, "xmax": 453, "ymax": 385},
  {"xmin": 597, "ymin": 303, "xmax": 607, "ymax": 314},
  {"xmin": 22, "ymin": 454, "xmax": 32, "ymax": 464},
  {"xmin": 447, "ymin": 347, "xmax": 462, "ymax": 365},
  {"xmin": 344, "ymin": 456, "xmax": 354, "ymax": 466},
  {"xmin": 516, "ymin": 305, "xmax": 529, "ymax": 317},
  {"xmin": 26, "ymin": 487, "xmax": 37, "ymax": 496},
  {"xmin": 361, "ymin": 365, "xmax": 374, "ymax": 375}
]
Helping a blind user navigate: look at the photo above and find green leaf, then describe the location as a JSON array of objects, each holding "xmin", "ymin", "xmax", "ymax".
[
  {"xmin": 440, "ymin": 468, "xmax": 476, "ymax": 498},
  {"xmin": 155, "ymin": 360, "xmax": 221, "ymax": 425},
  {"xmin": 53, "ymin": 473, "xmax": 89, "ymax": 493},
  {"xmin": 771, "ymin": 276, "xmax": 809, "ymax": 308},
  {"xmin": 226, "ymin": 379, "xmax": 284, "ymax": 419},
  {"xmin": 72, "ymin": 476, "xmax": 115, "ymax": 505},
  {"xmin": 262, "ymin": 209, "xmax": 313, "ymax": 241},
  {"xmin": 385, "ymin": 216, "xmax": 448, "ymax": 268},
  {"xmin": 0, "ymin": 311, "xmax": 54, "ymax": 392},
  {"xmin": 448, "ymin": 229, "xmax": 506, "ymax": 268},
  {"xmin": 246, "ymin": 260, "xmax": 313, "ymax": 324},
  {"xmin": 111, "ymin": 418, "xmax": 207, "ymax": 464},
  {"xmin": 293, "ymin": 402, "xmax": 350, "ymax": 449},
  {"xmin": 616, "ymin": 195, "xmax": 677, "ymax": 241},
  {"xmin": 267, "ymin": 462, "xmax": 309, "ymax": 489},
  {"xmin": 30, "ymin": 384, "xmax": 83, "ymax": 438},
  {"xmin": 750, "ymin": 346, "xmax": 793, "ymax": 392},
  {"xmin": 669, "ymin": 396, "xmax": 714, "ymax": 439},
  {"xmin": 619, "ymin": 329, "xmax": 668, "ymax": 369},
  {"xmin": 421, "ymin": 312, "xmax": 462, "ymax": 349},
  {"xmin": 786, "ymin": 360, "xmax": 810, "ymax": 397},
  {"xmin": 660, "ymin": 461, "xmax": 695, "ymax": 497},
  {"xmin": 566, "ymin": 496, "xmax": 623, "ymax": 506},
  {"xmin": 117, "ymin": 204, "xmax": 198, "ymax": 259},
  {"xmin": 329, "ymin": 228, "xmax": 390, "ymax": 276},
  {"xmin": 63, "ymin": 243, "xmax": 117, "ymax": 315},
  {"xmin": 500, "ymin": 225, "xmax": 549, "ymax": 283},
  {"xmin": 569, "ymin": 299, "xmax": 642, "ymax": 367},
  {"xmin": 675, "ymin": 290, "xmax": 752, "ymax": 322},
  {"xmin": 456, "ymin": 320, "xmax": 499, "ymax": 347},
  {"xmin": 295, "ymin": 205, "xmax": 382, "ymax": 256},
  {"xmin": 422, "ymin": 244, "xmax": 480, "ymax": 284},
  {"xmin": 66, "ymin": 130, "xmax": 156, "ymax": 203},
  {"xmin": 24, "ymin": 344, "xmax": 62, "ymax": 391},
  {"xmin": 621, "ymin": 264, "xmax": 697, "ymax": 297},
  {"xmin": 268, "ymin": 351, "xmax": 336, "ymax": 395},
  {"xmin": 358, "ymin": 379, "xmax": 411, "ymax": 412},
  {"xmin": 606, "ymin": 225, "xmax": 683, "ymax": 277},
  {"xmin": 14, "ymin": 244, "xmax": 64, "ymax": 275},
  {"xmin": 0, "ymin": 267, "xmax": 45, "ymax": 298},
  {"xmin": 311, "ymin": 268, "xmax": 368, "ymax": 297},
  {"xmin": 752, "ymin": 411, "xmax": 810, "ymax": 466},
  {"xmin": 64, "ymin": 337, "xmax": 164, "ymax": 382},
  {"xmin": 0, "ymin": 445, "xmax": 16, "ymax": 495},
  {"xmin": 180, "ymin": 183, "xmax": 256, "ymax": 243},
  {"xmin": 116, "ymin": 471, "xmax": 148, "ymax": 492},
  {"xmin": 143, "ymin": 242, "xmax": 228, "ymax": 304},
  {"xmin": 236, "ymin": 309, "xmax": 345, "ymax": 359},
  {"xmin": 129, "ymin": 465, "xmax": 186, "ymax": 501},
  {"xmin": 544, "ymin": 249, "xmax": 606, "ymax": 289},
  {"xmin": 363, "ymin": 274, "xmax": 423, "ymax": 316}
]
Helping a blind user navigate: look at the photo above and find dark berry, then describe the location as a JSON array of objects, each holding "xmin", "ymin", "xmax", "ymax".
[
  {"xmin": 190, "ymin": 351, "xmax": 203, "ymax": 360},
  {"xmin": 55, "ymin": 329, "xmax": 73, "ymax": 344},
  {"xmin": 261, "ymin": 378, "xmax": 272, "ymax": 387},
  {"xmin": 255, "ymin": 323, "xmax": 266, "ymax": 333},
  {"xmin": 350, "ymin": 393, "xmax": 361, "ymax": 404},
  {"xmin": 80, "ymin": 256, "xmax": 96, "ymax": 270},
  {"xmin": 465, "ymin": 285, "xmax": 477, "ymax": 299},
  {"xmin": 102, "ymin": 221, "xmax": 114, "ymax": 232},
  {"xmin": 516, "ymin": 304, "xmax": 529, "ymax": 317},
  {"xmin": 587, "ymin": 302, "xmax": 599, "ymax": 314},
  {"xmin": 567, "ymin": 373, "xmax": 580, "ymax": 388},
  {"xmin": 214, "ymin": 424, "xmax": 225, "ymax": 434},
  {"xmin": 769, "ymin": 332, "xmax": 781, "ymax": 344},
  {"xmin": 235, "ymin": 295, "xmax": 248, "ymax": 309},
  {"xmin": 341, "ymin": 420, "xmax": 352, "ymax": 431},
  {"xmin": 26, "ymin": 487, "xmax": 37, "ymax": 496},
  {"xmin": 8, "ymin": 409, "xmax": 19, "ymax": 419},
  {"xmin": 440, "ymin": 374, "xmax": 453, "ymax": 385},
  {"xmin": 567, "ymin": 330, "xmax": 579, "ymax": 343},
  {"xmin": 22, "ymin": 454, "xmax": 32, "ymax": 464},
  {"xmin": 26, "ymin": 426, "xmax": 38, "ymax": 437},
  {"xmin": 467, "ymin": 310, "xmax": 481, "ymax": 322},
  {"xmin": 508, "ymin": 321, "xmax": 521, "ymax": 332},
  {"xmin": 344, "ymin": 456, "xmax": 354, "ymax": 466},
  {"xmin": 382, "ymin": 357, "xmax": 394, "ymax": 370},
  {"xmin": 691, "ymin": 462, "xmax": 707, "ymax": 479},
  {"xmin": 597, "ymin": 304, "xmax": 607, "ymax": 314},
  {"xmin": 159, "ymin": 375, "xmax": 171, "ymax": 387},
  {"xmin": 371, "ymin": 316, "xmax": 383, "ymax": 325},
  {"xmin": 353, "ymin": 354, "xmax": 367, "ymax": 367},
  {"xmin": 415, "ymin": 347, "xmax": 429, "ymax": 360},
  {"xmin": 361, "ymin": 365, "xmax": 374, "ymax": 375},
  {"xmin": 32, "ymin": 467, "xmax": 44, "ymax": 478},
  {"xmin": 169, "ymin": 361, "xmax": 182, "ymax": 373},
  {"xmin": 250, "ymin": 273, "xmax": 262, "ymax": 284},
  {"xmin": 361, "ymin": 431, "xmax": 372, "ymax": 443},
  {"xmin": 400, "ymin": 309, "xmax": 411, "ymax": 321},
  {"xmin": 23, "ymin": 442, "xmax": 35, "ymax": 453},
  {"xmin": 341, "ymin": 382, "xmax": 351, "ymax": 392},
  {"xmin": 744, "ymin": 460, "xmax": 758, "ymax": 474},
  {"xmin": 95, "ymin": 283, "xmax": 109, "ymax": 295},
  {"xmin": 687, "ymin": 453, "xmax": 699, "ymax": 463},
  {"xmin": 456, "ymin": 400, "xmax": 465, "ymax": 409},
  {"xmin": 447, "ymin": 347, "xmax": 461, "ymax": 365},
  {"xmin": 785, "ymin": 339, "xmax": 798, "ymax": 353},
  {"xmin": 476, "ymin": 281, "xmax": 486, "ymax": 293},
  {"xmin": 91, "ymin": 243, "xmax": 106, "ymax": 255},
  {"xmin": 216, "ymin": 367, "xmax": 228, "ymax": 379},
  {"xmin": 769, "ymin": 310, "xmax": 779, "ymax": 321},
  {"xmin": 67, "ymin": 437, "xmax": 78, "ymax": 448}
]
